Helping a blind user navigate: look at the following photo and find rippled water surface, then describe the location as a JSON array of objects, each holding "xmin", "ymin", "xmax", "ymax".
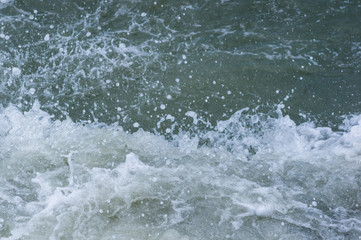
[{"xmin": 1, "ymin": 0, "xmax": 361, "ymax": 239}]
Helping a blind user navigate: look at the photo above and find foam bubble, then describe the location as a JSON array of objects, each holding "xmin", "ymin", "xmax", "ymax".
[
  {"xmin": 11, "ymin": 67, "xmax": 21, "ymax": 76},
  {"xmin": 133, "ymin": 122, "xmax": 140, "ymax": 128}
]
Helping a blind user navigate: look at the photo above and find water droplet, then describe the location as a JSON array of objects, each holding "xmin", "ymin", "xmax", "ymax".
[{"xmin": 133, "ymin": 122, "xmax": 140, "ymax": 128}]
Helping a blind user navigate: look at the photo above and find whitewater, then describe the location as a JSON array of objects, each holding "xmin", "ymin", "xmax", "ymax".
[
  {"xmin": 1, "ymin": 0, "xmax": 361, "ymax": 239},
  {"xmin": 0, "ymin": 102, "xmax": 360, "ymax": 239}
]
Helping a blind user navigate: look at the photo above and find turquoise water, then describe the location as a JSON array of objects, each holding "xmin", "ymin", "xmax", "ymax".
[{"xmin": 1, "ymin": 0, "xmax": 361, "ymax": 239}]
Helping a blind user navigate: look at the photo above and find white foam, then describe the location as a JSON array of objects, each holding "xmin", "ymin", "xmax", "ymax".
[
  {"xmin": 0, "ymin": 114, "xmax": 11, "ymax": 136},
  {"xmin": 1, "ymin": 104, "xmax": 361, "ymax": 239},
  {"xmin": 185, "ymin": 111, "xmax": 198, "ymax": 124},
  {"xmin": 160, "ymin": 229, "xmax": 190, "ymax": 240},
  {"xmin": 133, "ymin": 122, "xmax": 140, "ymax": 128},
  {"xmin": 44, "ymin": 34, "xmax": 50, "ymax": 41},
  {"xmin": 0, "ymin": 0, "xmax": 13, "ymax": 8},
  {"xmin": 11, "ymin": 67, "xmax": 21, "ymax": 76}
]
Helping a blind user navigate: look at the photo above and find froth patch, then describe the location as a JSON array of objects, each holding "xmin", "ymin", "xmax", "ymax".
[
  {"xmin": 1, "ymin": 103, "xmax": 361, "ymax": 239},
  {"xmin": 160, "ymin": 229, "xmax": 190, "ymax": 240},
  {"xmin": 0, "ymin": 0, "xmax": 13, "ymax": 8},
  {"xmin": 0, "ymin": 114, "xmax": 11, "ymax": 136},
  {"xmin": 11, "ymin": 67, "xmax": 21, "ymax": 76}
]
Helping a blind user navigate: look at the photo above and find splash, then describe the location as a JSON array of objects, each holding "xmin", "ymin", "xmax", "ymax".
[{"xmin": 0, "ymin": 104, "xmax": 360, "ymax": 239}]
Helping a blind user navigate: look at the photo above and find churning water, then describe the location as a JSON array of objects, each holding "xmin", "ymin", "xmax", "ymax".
[{"xmin": 0, "ymin": 0, "xmax": 361, "ymax": 239}]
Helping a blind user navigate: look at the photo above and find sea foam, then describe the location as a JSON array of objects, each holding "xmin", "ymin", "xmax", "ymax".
[{"xmin": 0, "ymin": 103, "xmax": 360, "ymax": 239}]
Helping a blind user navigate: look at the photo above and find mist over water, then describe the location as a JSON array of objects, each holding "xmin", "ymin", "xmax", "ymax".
[{"xmin": 1, "ymin": 0, "xmax": 361, "ymax": 239}]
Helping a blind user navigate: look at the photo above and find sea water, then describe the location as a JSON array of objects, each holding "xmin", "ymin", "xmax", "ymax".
[{"xmin": 0, "ymin": 0, "xmax": 361, "ymax": 239}]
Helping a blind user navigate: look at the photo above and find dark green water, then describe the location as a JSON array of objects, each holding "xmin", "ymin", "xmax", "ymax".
[
  {"xmin": 1, "ymin": 0, "xmax": 361, "ymax": 239},
  {"xmin": 1, "ymin": 0, "xmax": 360, "ymax": 131}
]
